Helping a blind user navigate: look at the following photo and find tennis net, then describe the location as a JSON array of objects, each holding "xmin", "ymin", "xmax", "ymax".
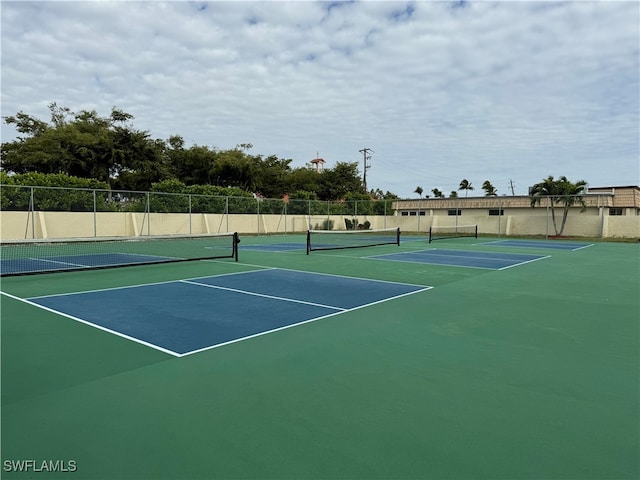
[
  {"xmin": 0, "ymin": 232, "xmax": 239, "ymax": 276},
  {"xmin": 428, "ymin": 225, "xmax": 478, "ymax": 243},
  {"xmin": 306, "ymin": 228, "xmax": 400, "ymax": 254}
]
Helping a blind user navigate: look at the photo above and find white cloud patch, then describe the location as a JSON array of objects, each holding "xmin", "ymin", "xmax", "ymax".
[{"xmin": 2, "ymin": 0, "xmax": 638, "ymax": 196}]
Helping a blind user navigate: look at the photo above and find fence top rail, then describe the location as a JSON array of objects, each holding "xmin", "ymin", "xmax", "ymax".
[
  {"xmin": 0, "ymin": 183, "xmax": 257, "ymax": 200},
  {"xmin": 1, "ymin": 184, "xmax": 396, "ymax": 205}
]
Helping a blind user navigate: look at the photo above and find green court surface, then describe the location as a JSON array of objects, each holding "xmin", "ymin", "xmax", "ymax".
[{"xmin": 1, "ymin": 235, "xmax": 639, "ymax": 479}]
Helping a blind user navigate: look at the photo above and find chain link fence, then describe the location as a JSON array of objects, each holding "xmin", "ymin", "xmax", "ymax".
[
  {"xmin": 0, "ymin": 185, "xmax": 396, "ymax": 239},
  {"xmin": 2, "ymin": 184, "xmax": 636, "ymax": 240}
]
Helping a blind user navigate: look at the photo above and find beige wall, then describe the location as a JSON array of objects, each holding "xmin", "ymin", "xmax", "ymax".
[{"xmin": 1, "ymin": 210, "xmax": 638, "ymax": 240}]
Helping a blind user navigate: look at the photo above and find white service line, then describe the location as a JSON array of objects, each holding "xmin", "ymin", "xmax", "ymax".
[{"xmin": 179, "ymin": 279, "xmax": 346, "ymax": 311}]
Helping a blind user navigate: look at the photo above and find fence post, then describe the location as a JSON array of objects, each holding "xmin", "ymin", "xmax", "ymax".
[
  {"xmin": 384, "ymin": 200, "xmax": 387, "ymax": 229},
  {"xmin": 497, "ymin": 197, "xmax": 502, "ymax": 238},
  {"xmin": 257, "ymin": 197, "xmax": 260, "ymax": 235},
  {"xmin": 29, "ymin": 187, "xmax": 35, "ymax": 239},
  {"xmin": 146, "ymin": 192, "xmax": 150, "ymax": 236},
  {"xmin": 545, "ymin": 197, "xmax": 550, "ymax": 239},
  {"xmin": 93, "ymin": 189, "xmax": 97, "ymax": 237},
  {"xmin": 189, "ymin": 194, "xmax": 192, "ymax": 235},
  {"xmin": 327, "ymin": 200, "xmax": 330, "ymax": 229}
]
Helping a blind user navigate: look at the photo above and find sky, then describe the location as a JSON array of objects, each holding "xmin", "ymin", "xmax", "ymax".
[{"xmin": 1, "ymin": 1, "xmax": 638, "ymax": 198}]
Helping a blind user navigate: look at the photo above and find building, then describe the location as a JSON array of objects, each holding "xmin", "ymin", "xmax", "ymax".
[
  {"xmin": 390, "ymin": 186, "xmax": 639, "ymax": 239},
  {"xmin": 310, "ymin": 158, "xmax": 325, "ymax": 172},
  {"xmin": 392, "ymin": 186, "xmax": 640, "ymax": 216}
]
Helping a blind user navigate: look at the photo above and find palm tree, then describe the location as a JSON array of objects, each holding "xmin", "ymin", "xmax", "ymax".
[
  {"xmin": 449, "ymin": 191, "xmax": 458, "ymax": 198},
  {"xmin": 458, "ymin": 179, "xmax": 474, "ymax": 197},
  {"xmin": 431, "ymin": 188, "xmax": 444, "ymax": 198},
  {"xmin": 414, "ymin": 186, "xmax": 423, "ymax": 198},
  {"xmin": 529, "ymin": 175, "xmax": 587, "ymax": 236},
  {"xmin": 482, "ymin": 180, "xmax": 497, "ymax": 196}
]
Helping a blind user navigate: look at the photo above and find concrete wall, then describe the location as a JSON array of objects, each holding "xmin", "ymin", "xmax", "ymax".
[{"xmin": 1, "ymin": 210, "xmax": 638, "ymax": 240}]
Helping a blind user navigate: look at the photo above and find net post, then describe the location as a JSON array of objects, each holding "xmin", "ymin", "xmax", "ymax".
[
  {"xmin": 396, "ymin": 227, "xmax": 401, "ymax": 246},
  {"xmin": 474, "ymin": 225, "xmax": 478, "ymax": 239},
  {"xmin": 306, "ymin": 230, "xmax": 311, "ymax": 255},
  {"xmin": 428, "ymin": 226, "xmax": 433, "ymax": 243},
  {"xmin": 233, "ymin": 232, "xmax": 239, "ymax": 261}
]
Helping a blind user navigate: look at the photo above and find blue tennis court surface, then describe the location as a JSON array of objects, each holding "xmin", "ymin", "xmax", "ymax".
[
  {"xmin": 482, "ymin": 239, "xmax": 593, "ymax": 251},
  {"xmin": 371, "ymin": 249, "xmax": 548, "ymax": 269},
  {"xmin": 0, "ymin": 253, "xmax": 177, "ymax": 275},
  {"xmin": 26, "ymin": 269, "xmax": 431, "ymax": 356}
]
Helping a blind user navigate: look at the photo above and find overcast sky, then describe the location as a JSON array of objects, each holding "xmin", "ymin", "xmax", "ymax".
[{"xmin": 1, "ymin": 1, "xmax": 638, "ymax": 197}]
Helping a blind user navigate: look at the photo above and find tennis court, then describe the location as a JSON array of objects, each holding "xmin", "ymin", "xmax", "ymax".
[
  {"xmin": 21, "ymin": 269, "xmax": 430, "ymax": 356},
  {"xmin": 2, "ymin": 232, "xmax": 638, "ymax": 479},
  {"xmin": 371, "ymin": 249, "xmax": 548, "ymax": 269},
  {"xmin": 482, "ymin": 239, "xmax": 594, "ymax": 251}
]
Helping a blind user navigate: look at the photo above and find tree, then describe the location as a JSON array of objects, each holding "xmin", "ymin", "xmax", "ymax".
[
  {"xmin": 449, "ymin": 191, "xmax": 458, "ymax": 198},
  {"xmin": 482, "ymin": 180, "xmax": 497, "ymax": 196},
  {"xmin": 431, "ymin": 188, "xmax": 444, "ymax": 198},
  {"xmin": 529, "ymin": 175, "xmax": 587, "ymax": 236},
  {"xmin": 111, "ymin": 128, "xmax": 169, "ymax": 191},
  {"xmin": 459, "ymin": 179, "xmax": 474, "ymax": 197},
  {"xmin": 368, "ymin": 189, "xmax": 398, "ymax": 215},
  {"xmin": 414, "ymin": 186, "xmax": 423, "ymax": 198},
  {"xmin": 288, "ymin": 166, "xmax": 321, "ymax": 194},
  {"xmin": 1, "ymin": 103, "xmax": 400, "ymax": 201},
  {"xmin": 253, "ymin": 154, "xmax": 293, "ymax": 198},
  {"xmin": 171, "ymin": 143, "xmax": 218, "ymax": 187},
  {"xmin": 2, "ymin": 104, "xmax": 162, "ymax": 189},
  {"xmin": 210, "ymin": 148, "xmax": 258, "ymax": 191},
  {"xmin": 318, "ymin": 162, "xmax": 363, "ymax": 200}
]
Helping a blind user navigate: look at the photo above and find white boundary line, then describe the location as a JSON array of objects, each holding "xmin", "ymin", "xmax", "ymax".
[
  {"xmin": 179, "ymin": 285, "xmax": 433, "ymax": 357},
  {"xmin": 17, "ymin": 252, "xmax": 182, "ymax": 274},
  {"xmin": 369, "ymin": 249, "xmax": 550, "ymax": 270},
  {"xmin": 31, "ymin": 257, "xmax": 89, "ymax": 268},
  {"xmin": 27, "ymin": 267, "xmax": 277, "ymax": 300},
  {"xmin": 6, "ymin": 268, "xmax": 434, "ymax": 358},
  {"xmin": 180, "ymin": 279, "xmax": 346, "ymax": 311},
  {"xmin": 0, "ymin": 291, "xmax": 181, "ymax": 357},
  {"xmin": 572, "ymin": 244, "xmax": 595, "ymax": 251},
  {"xmin": 478, "ymin": 240, "xmax": 595, "ymax": 251},
  {"xmin": 367, "ymin": 255, "xmax": 496, "ymax": 270},
  {"xmin": 213, "ymin": 261, "xmax": 432, "ymax": 289},
  {"xmin": 498, "ymin": 255, "xmax": 551, "ymax": 270}
]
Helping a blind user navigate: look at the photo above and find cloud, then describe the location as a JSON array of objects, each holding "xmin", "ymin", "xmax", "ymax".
[{"xmin": 2, "ymin": 0, "xmax": 638, "ymax": 197}]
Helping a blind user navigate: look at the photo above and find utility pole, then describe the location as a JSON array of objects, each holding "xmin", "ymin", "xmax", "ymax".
[
  {"xmin": 359, "ymin": 147, "xmax": 373, "ymax": 192},
  {"xmin": 509, "ymin": 179, "xmax": 516, "ymax": 196}
]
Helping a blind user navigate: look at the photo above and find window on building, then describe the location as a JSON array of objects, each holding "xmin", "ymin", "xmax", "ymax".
[
  {"xmin": 489, "ymin": 209, "xmax": 504, "ymax": 216},
  {"xmin": 403, "ymin": 211, "xmax": 426, "ymax": 216},
  {"xmin": 609, "ymin": 208, "xmax": 624, "ymax": 216},
  {"xmin": 448, "ymin": 209, "xmax": 462, "ymax": 216}
]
